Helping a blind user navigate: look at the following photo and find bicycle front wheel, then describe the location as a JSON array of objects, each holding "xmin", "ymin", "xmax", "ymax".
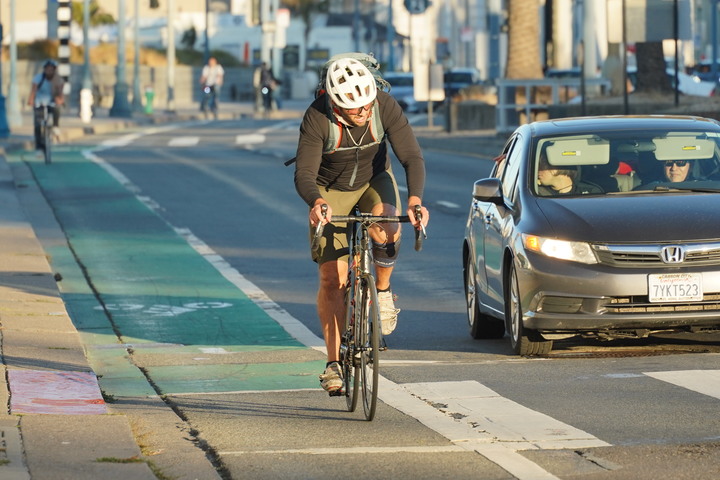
[
  {"xmin": 342, "ymin": 282, "xmax": 359, "ymax": 412},
  {"xmin": 358, "ymin": 276, "xmax": 380, "ymax": 421},
  {"xmin": 43, "ymin": 121, "xmax": 52, "ymax": 165}
]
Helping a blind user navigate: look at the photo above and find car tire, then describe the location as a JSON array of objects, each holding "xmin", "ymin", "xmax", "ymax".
[
  {"xmin": 505, "ymin": 262, "xmax": 552, "ymax": 356},
  {"xmin": 465, "ymin": 254, "xmax": 505, "ymax": 339}
]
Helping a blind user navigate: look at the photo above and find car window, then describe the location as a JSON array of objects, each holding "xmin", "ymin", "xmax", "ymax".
[
  {"xmin": 532, "ymin": 130, "xmax": 720, "ymax": 197},
  {"xmin": 501, "ymin": 136, "xmax": 524, "ymax": 203}
]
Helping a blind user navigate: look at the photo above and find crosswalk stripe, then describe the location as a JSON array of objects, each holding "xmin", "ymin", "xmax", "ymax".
[
  {"xmin": 169, "ymin": 136, "xmax": 199, "ymax": 146},
  {"xmin": 644, "ymin": 369, "xmax": 720, "ymax": 400},
  {"xmin": 396, "ymin": 380, "xmax": 609, "ymax": 451}
]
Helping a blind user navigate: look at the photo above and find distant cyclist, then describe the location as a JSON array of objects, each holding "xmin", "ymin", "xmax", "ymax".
[
  {"xmin": 199, "ymin": 56, "xmax": 224, "ymax": 117},
  {"xmin": 27, "ymin": 59, "xmax": 65, "ymax": 150},
  {"xmin": 293, "ymin": 56, "xmax": 429, "ymax": 393}
]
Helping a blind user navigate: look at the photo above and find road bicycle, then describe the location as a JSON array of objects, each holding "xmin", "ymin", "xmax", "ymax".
[
  {"xmin": 313, "ymin": 204, "xmax": 426, "ymax": 421},
  {"xmin": 35, "ymin": 103, "xmax": 55, "ymax": 165},
  {"xmin": 200, "ymin": 85, "xmax": 218, "ymax": 120}
]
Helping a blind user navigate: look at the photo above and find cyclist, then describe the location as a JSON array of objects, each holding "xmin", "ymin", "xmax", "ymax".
[
  {"xmin": 27, "ymin": 59, "xmax": 65, "ymax": 150},
  {"xmin": 293, "ymin": 57, "xmax": 429, "ymax": 393},
  {"xmin": 199, "ymin": 56, "xmax": 224, "ymax": 116}
]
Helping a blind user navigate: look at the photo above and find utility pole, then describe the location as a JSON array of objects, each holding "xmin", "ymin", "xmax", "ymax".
[{"xmin": 110, "ymin": 0, "xmax": 132, "ymax": 117}]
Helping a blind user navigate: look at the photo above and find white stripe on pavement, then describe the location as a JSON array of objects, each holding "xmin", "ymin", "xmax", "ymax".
[
  {"xmin": 169, "ymin": 136, "xmax": 200, "ymax": 147},
  {"xmin": 644, "ymin": 369, "xmax": 720, "ymax": 400},
  {"xmin": 236, "ymin": 133, "xmax": 266, "ymax": 145}
]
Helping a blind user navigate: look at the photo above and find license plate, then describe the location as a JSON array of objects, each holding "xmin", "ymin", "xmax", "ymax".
[{"xmin": 648, "ymin": 273, "xmax": 703, "ymax": 303}]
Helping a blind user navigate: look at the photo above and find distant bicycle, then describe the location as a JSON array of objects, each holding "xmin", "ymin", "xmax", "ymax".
[
  {"xmin": 200, "ymin": 85, "xmax": 218, "ymax": 120},
  {"xmin": 34, "ymin": 102, "xmax": 55, "ymax": 165}
]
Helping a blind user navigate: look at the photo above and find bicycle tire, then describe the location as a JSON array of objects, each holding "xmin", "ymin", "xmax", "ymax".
[
  {"xmin": 342, "ymin": 282, "xmax": 359, "ymax": 412},
  {"xmin": 43, "ymin": 120, "xmax": 52, "ymax": 165},
  {"xmin": 359, "ymin": 276, "xmax": 380, "ymax": 421}
]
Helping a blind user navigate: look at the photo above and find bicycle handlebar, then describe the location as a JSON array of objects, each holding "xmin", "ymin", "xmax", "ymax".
[{"xmin": 311, "ymin": 204, "xmax": 426, "ymax": 253}]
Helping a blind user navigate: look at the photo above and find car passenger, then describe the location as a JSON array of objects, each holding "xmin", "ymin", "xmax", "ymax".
[{"xmin": 536, "ymin": 155, "xmax": 602, "ymax": 196}]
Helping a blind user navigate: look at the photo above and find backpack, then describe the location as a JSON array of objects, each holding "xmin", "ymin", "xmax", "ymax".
[{"xmin": 284, "ymin": 52, "xmax": 391, "ymax": 166}]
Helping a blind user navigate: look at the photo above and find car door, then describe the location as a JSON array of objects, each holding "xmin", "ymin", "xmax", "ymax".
[
  {"xmin": 482, "ymin": 134, "xmax": 525, "ymax": 310},
  {"xmin": 469, "ymin": 149, "xmax": 507, "ymax": 311}
]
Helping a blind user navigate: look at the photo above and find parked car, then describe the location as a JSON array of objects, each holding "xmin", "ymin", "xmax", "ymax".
[
  {"xmin": 384, "ymin": 71, "xmax": 426, "ymax": 113},
  {"xmin": 444, "ymin": 67, "xmax": 481, "ymax": 98},
  {"xmin": 463, "ymin": 115, "xmax": 720, "ymax": 355}
]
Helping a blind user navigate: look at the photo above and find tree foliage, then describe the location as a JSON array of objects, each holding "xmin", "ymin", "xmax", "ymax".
[{"xmin": 70, "ymin": 0, "xmax": 115, "ymax": 26}]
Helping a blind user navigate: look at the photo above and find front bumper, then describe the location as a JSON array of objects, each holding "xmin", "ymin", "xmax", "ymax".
[{"xmin": 516, "ymin": 252, "xmax": 720, "ymax": 333}]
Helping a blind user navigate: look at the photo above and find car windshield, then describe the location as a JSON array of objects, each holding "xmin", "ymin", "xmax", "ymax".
[{"xmin": 532, "ymin": 130, "xmax": 720, "ymax": 197}]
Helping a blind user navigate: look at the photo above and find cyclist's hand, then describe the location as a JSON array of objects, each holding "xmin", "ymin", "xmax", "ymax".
[
  {"xmin": 310, "ymin": 201, "xmax": 331, "ymax": 227},
  {"xmin": 407, "ymin": 198, "xmax": 428, "ymax": 230}
]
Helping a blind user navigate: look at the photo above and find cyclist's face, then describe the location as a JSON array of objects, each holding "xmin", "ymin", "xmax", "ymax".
[{"xmin": 337, "ymin": 102, "xmax": 373, "ymax": 127}]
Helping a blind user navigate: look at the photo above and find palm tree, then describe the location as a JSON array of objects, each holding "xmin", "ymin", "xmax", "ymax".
[
  {"xmin": 505, "ymin": 0, "xmax": 543, "ymax": 79},
  {"xmin": 634, "ymin": 41, "xmax": 672, "ymax": 93}
]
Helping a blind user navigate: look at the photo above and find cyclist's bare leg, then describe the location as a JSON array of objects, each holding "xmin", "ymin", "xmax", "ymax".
[
  {"xmin": 369, "ymin": 202, "xmax": 401, "ymax": 291},
  {"xmin": 317, "ymin": 259, "xmax": 348, "ymax": 363}
]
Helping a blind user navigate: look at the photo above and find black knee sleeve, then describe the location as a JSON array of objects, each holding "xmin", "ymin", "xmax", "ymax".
[{"xmin": 373, "ymin": 239, "xmax": 401, "ymax": 268}]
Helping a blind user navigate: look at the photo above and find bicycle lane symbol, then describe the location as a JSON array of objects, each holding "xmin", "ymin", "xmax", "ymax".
[{"xmin": 96, "ymin": 301, "xmax": 233, "ymax": 317}]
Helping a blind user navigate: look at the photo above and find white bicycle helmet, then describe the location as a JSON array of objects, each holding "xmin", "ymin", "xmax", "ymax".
[{"xmin": 325, "ymin": 58, "xmax": 377, "ymax": 110}]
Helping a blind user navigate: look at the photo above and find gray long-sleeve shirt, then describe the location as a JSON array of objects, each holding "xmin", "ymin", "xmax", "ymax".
[{"xmin": 294, "ymin": 91, "xmax": 426, "ymax": 207}]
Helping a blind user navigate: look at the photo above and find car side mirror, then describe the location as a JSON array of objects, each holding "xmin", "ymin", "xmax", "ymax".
[{"xmin": 472, "ymin": 178, "xmax": 504, "ymax": 205}]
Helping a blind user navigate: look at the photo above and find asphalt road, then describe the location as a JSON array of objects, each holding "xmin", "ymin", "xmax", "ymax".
[{"xmin": 13, "ymin": 114, "xmax": 720, "ymax": 480}]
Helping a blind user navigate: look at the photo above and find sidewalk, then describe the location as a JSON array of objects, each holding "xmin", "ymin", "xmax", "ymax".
[{"xmin": 0, "ymin": 99, "xmax": 506, "ymax": 479}]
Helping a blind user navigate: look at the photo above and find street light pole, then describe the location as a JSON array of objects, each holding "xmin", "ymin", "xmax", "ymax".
[
  {"xmin": 110, "ymin": 0, "xmax": 132, "ymax": 117},
  {"xmin": 132, "ymin": 0, "xmax": 142, "ymax": 111},
  {"xmin": 0, "ymin": 4, "xmax": 9, "ymax": 137},
  {"xmin": 80, "ymin": 0, "xmax": 94, "ymax": 123},
  {"xmin": 7, "ymin": 0, "xmax": 21, "ymax": 127},
  {"xmin": 204, "ymin": 0, "xmax": 210, "ymax": 65},
  {"xmin": 167, "ymin": 0, "xmax": 176, "ymax": 112}
]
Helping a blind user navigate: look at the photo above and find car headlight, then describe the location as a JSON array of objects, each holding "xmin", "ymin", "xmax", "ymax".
[{"xmin": 522, "ymin": 234, "xmax": 598, "ymax": 264}]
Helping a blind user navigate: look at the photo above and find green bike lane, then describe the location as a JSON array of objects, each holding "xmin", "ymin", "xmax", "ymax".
[{"xmin": 11, "ymin": 146, "xmax": 325, "ymax": 399}]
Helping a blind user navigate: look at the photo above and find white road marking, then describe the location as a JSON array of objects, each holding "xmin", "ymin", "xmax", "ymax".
[
  {"xmin": 169, "ymin": 136, "xmax": 200, "ymax": 147},
  {"xmin": 644, "ymin": 369, "xmax": 720, "ymax": 400},
  {"xmin": 437, "ymin": 200, "xmax": 460, "ymax": 209},
  {"xmin": 220, "ymin": 445, "xmax": 465, "ymax": 456},
  {"xmin": 236, "ymin": 133, "xmax": 266, "ymax": 145}
]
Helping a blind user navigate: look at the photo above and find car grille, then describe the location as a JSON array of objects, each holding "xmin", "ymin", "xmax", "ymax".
[
  {"xmin": 594, "ymin": 242, "xmax": 720, "ymax": 267},
  {"xmin": 541, "ymin": 293, "xmax": 720, "ymax": 314},
  {"xmin": 607, "ymin": 293, "xmax": 720, "ymax": 313}
]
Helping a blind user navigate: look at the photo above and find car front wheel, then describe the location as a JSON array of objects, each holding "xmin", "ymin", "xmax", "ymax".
[
  {"xmin": 465, "ymin": 254, "xmax": 505, "ymax": 339},
  {"xmin": 505, "ymin": 262, "xmax": 552, "ymax": 356}
]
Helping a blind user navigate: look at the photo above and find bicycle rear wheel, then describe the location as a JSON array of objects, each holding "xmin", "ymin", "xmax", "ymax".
[
  {"xmin": 358, "ymin": 276, "xmax": 380, "ymax": 421},
  {"xmin": 42, "ymin": 120, "xmax": 52, "ymax": 165},
  {"xmin": 342, "ymin": 283, "xmax": 359, "ymax": 412}
]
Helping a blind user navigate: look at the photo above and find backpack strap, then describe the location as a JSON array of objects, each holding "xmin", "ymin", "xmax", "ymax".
[{"xmin": 323, "ymin": 99, "xmax": 384, "ymax": 155}]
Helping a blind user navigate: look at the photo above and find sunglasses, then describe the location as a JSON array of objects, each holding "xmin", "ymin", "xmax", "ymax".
[
  {"xmin": 342, "ymin": 103, "xmax": 372, "ymax": 115},
  {"xmin": 664, "ymin": 160, "xmax": 689, "ymax": 167}
]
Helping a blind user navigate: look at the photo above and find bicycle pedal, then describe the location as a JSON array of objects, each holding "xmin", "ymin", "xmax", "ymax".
[
  {"xmin": 328, "ymin": 389, "xmax": 344, "ymax": 397},
  {"xmin": 380, "ymin": 338, "xmax": 388, "ymax": 351}
]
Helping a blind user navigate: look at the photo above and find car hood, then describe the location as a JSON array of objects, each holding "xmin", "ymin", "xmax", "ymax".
[{"xmin": 533, "ymin": 193, "xmax": 720, "ymax": 243}]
